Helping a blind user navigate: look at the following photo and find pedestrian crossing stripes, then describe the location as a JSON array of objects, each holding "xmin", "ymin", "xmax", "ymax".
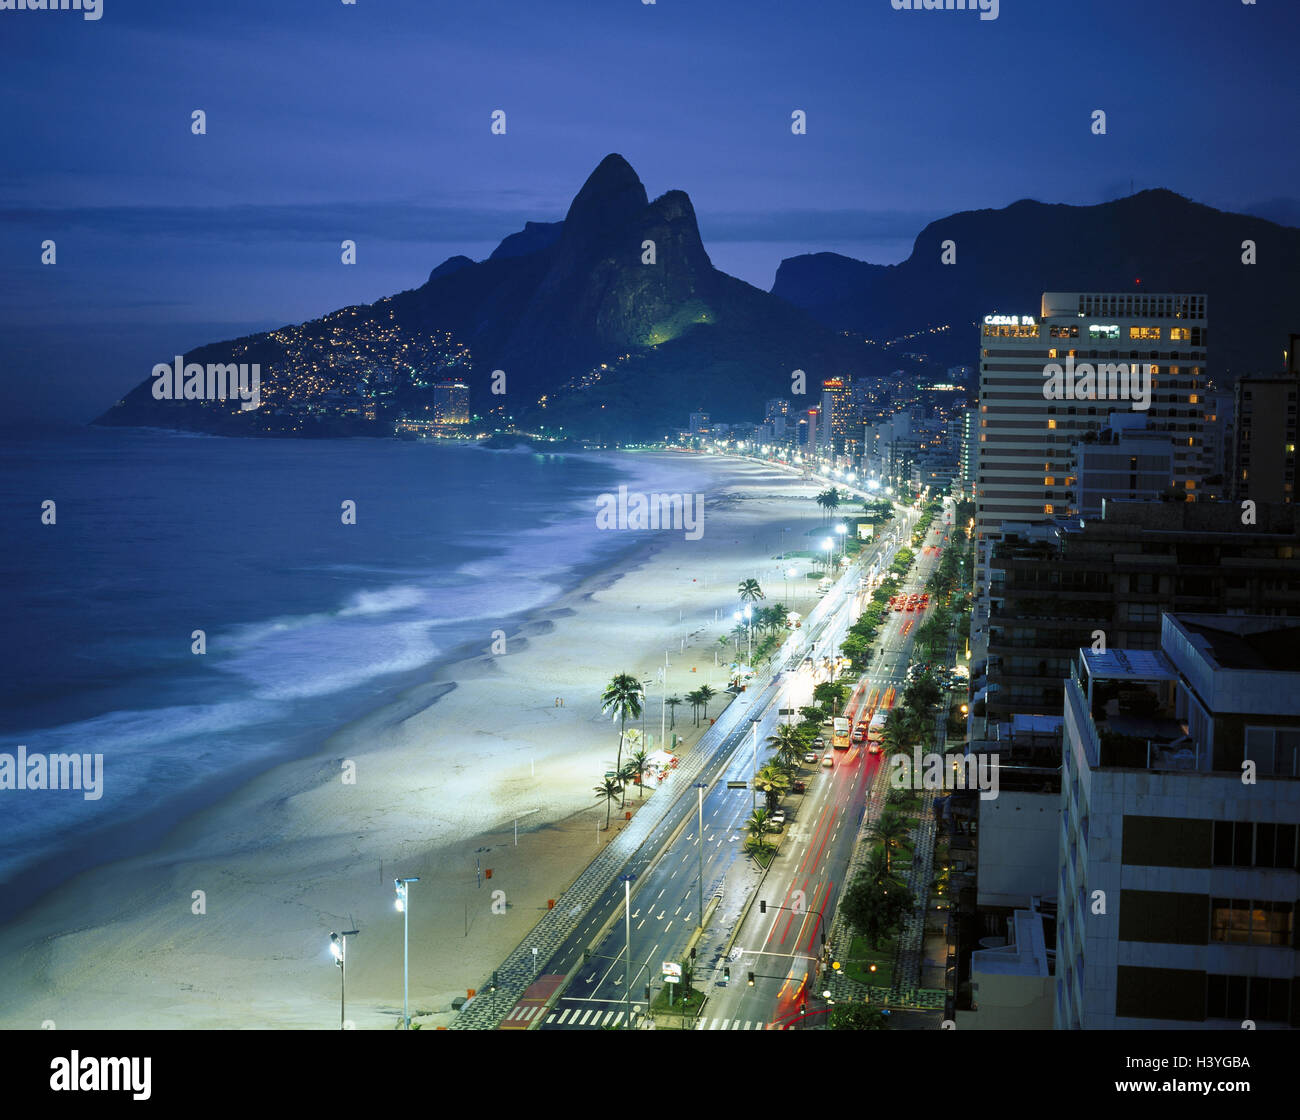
[
  {"xmin": 693, "ymin": 1018, "xmax": 766, "ymax": 1030},
  {"xmin": 545, "ymin": 1008, "xmax": 628, "ymax": 1027}
]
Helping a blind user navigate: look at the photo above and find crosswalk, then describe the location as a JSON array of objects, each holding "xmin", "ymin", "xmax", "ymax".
[
  {"xmin": 541, "ymin": 1007, "xmax": 633, "ymax": 1028},
  {"xmin": 527, "ymin": 1004, "xmax": 771, "ymax": 1029}
]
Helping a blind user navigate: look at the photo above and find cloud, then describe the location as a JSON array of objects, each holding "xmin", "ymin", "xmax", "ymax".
[
  {"xmin": 0, "ymin": 200, "xmax": 942, "ymax": 252},
  {"xmin": 0, "ymin": 202, "xmax": 558, "ymax": 245}
]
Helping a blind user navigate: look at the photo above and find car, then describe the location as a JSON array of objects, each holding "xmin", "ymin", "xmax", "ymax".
[
  {"xmin": 821, "ymin": 754, "xmax": 834, "ymax": 767},
  {"xmin": 803, "ymin": 751, "xmax": 818, "ymax": 763},
  {"xmin": 813, "ymin": 736, "xmax": 825, "ymax": 748},
  {"xmin": 791, "ymin": 780, "xmax": 806, "ymax": 793},
  {"xmin": 851, "ymin": 725, "xmax": 866, "ymax": 742},
  {"xmin": 765, "ymin": 819, "xmax": 784, "ymax": 833},
  {"xmin": 770, "ymin": 810, "xmax": 787, "ymax": 825}
]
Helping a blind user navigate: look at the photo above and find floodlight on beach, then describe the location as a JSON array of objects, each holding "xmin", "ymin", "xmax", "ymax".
[{"xmin": 393, "ymin": 878, "xmax": 419, "ymax": 1029}]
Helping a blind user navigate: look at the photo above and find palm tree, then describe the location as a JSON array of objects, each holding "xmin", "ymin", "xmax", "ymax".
[
  {"xmin": 744, "ymin": 807, "xmax": 771, "ymax": 836},
  {"xmin": 593, "ymin": 777, "xmax": 622, "ymax": 830},
  {"xmin": 753, "ymin": 762, "xmax": 791, "ymax": 813},
  {"xmin": 685, "ymin": 687, "xmax": 704, "ymax": 726},
  {"xmin": 627, "ymin": 748, "xmax": 651, "ymax": 798},
  {"xmin": 881, "ymin": 706, "xmax": 919, "ymax": 756},
  {"xmin": 816, "ymin": 487, "xmax": 842, "ymax": 521},
  {"xmin": 618, "ymin": 761, "xmax": 639, "ymax": 807},
  {"xmin": 697, "ymin": 684, "xmax": 717, "ymax": 721},
  {"xmin": 737, "ymin": 578, "xmax": 764, "ymax": 603},
  {"xmin": 767, "ymin": 725, "xmax": 805, "ymax": 772},
  {"xmin": 601, "ymin": 673, "xmax": 644, "ymax": 777},
  {"xmin": 665, "ymin": 696, "xmax": 682, "ymax": 731},
  {"xmin": 870, "ymin": 812, "xmax": 913, "ymax": 874}
]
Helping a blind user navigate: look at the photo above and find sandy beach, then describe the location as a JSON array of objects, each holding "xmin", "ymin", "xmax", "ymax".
[{"xmin": 0, "ymin": 453, "xmax": 836, "ymax": 1029}]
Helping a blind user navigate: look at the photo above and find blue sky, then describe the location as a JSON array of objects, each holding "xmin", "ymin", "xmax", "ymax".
[{"xmin": 2, "ymin": 0, "xmax": 1297, "ymax": 421}]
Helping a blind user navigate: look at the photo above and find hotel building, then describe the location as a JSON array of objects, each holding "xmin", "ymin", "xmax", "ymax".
[{"xmin": 975, "ymin": 292, "xmax": 1208, "ymax": 595}]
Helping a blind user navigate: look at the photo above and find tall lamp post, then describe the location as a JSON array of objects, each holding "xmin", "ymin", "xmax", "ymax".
[
  {"xmin": 619, "ymin": 873, "xmax": 637, "ymax": 1028},
  {"xmin": 693, "ymin": 781, "xmax": 708, "ymax": 928},
  {"xmin": 329, "ymin": 928, "xmax": 359, "ymax": 1030},
  {"xmin": 394, "ymin": 876, "xmax": 419, "ymax": 1029},
  {"xmin": 822, "ymin": 538, "xmax": 833, "ymax": 579}
]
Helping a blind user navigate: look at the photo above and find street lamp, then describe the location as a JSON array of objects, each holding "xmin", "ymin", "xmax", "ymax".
[
  {"xmin": 329, "ymin": 928, "xmax": 359, "ymax": 1030},
  {"xmin": 822, "ymin": 538, "xmax": 833, "ymax": 577},
  {"xmin": 394, "ymin": 876, "xmax": 419, "ymax": 1029},
  {"xmin": 694, "ymin": 781, "xmax": 708, "ymax": 928},
  {"xmin": 619, "ymin": 873, "xmax": 637, "ymax": 1028},
  {"xmin": 835, "ymin": 523, "xmax": 847, "ymax": 565}
]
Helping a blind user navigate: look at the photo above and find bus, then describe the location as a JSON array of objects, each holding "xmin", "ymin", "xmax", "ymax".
[
  {"xmin": 831, "ymin": 717, "xmax": 851, "ymax": 750},
  {"xmin": 866, "ymin": 711, "xmax": 888, "ymax": 753}
]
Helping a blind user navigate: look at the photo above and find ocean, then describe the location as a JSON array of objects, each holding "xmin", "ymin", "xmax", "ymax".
[{"xmin": 0, "ymin": 428, "xmax": 710, "ymax": 917}]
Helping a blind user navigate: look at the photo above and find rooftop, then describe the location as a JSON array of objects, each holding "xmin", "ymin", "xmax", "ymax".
[
  {"xmin": 1080, "ymin": 647, "xmax": 1176, "ymax": 683},
  {"xmin": 1173, "ymin": 615, "xmax": 1300, "ymax": 674}
]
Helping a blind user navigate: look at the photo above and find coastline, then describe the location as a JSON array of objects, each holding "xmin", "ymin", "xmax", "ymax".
[{"xmin": 0, "ymin": 453, "xmax": 829, "ymax": 1029}]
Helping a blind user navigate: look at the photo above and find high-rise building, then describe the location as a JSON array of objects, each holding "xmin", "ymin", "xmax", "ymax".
[
  {"xmin": 1057, "ymin": 613, "xmax": 1300, "ymax": 1029},
  {"xmin": 957, "ymin": 407, "xmax": 978, "ymax": 499},
  {"xmin": 1231, "ymin": 347, "xmax": 1298, "ymax": 505},
  {"xmin": 433, "ymin": 380, "xmax": 470, "ymax": 424},
  {"xmin": 978, "ymin": 500, "xmax": 1300, "ymax": 722},
  {"xmin": 820, "ymin": 377, "xmax": 852, "ymax": 454},
  {"xmin": 1068, "ymin": 412, "xmax": 1178, "ymax": 520},
  {"xmin": 688, "ymin": 411, "xmax": 711, "ymax": 436},
  {"xmin": 1199, "ymin": 388, "xmax": 1235, "ymax": 501},
  {"xmin": 764, "ymin": 398, "xmax": 789, "ymax": 425},
  {"xmin": 803, "ymin": 408, "xmax": 818, "ymax": 454},
  {"xmin": 976, "ymin": 292, "xmax": 1208, "ymax": 590}
]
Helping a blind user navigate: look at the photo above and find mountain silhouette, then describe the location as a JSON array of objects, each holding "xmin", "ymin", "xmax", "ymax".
[
  {"xmin": 96, "ymin": 154, "xmax": 868, "ymax": 439},
  {"xmin": 772, "ymin": 189, "xmax": 1300, "ymax": 380},
  {"xmin": 95, "ymin": 167, "xmax": 1299, "ymax": 441}
]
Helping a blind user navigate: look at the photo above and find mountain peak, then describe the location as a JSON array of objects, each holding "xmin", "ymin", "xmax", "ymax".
[{"xmin": 562, "ymin": 154, "xmax": 649, "ymax": 245}]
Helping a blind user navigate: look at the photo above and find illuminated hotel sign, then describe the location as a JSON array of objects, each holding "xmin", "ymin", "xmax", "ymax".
[{"xmin": 984, "ymin": 314, "xmax": 1036, "ymax": 326}]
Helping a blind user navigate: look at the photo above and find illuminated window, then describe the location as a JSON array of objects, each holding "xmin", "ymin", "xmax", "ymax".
[
  {"xmin": 1129, "ymin": 326, "xmax": 1161, "ymax": 340},
  {"xmin": 1189, "ymin": 394, "xmax": 1199, "ymax": 404},
  {"xmin": 1186, "ymin": 480, "xmax": 1196, "ymax": 490},
  {"xmin": 1048, "ymin": 348, "xmax": 1058, "ymax": 359},
  {"xmin": 1170, "ymin": 327, "xmax": 1191, "ymax": 341},
  {"xmin": 1044, "ymin": 504, "xmax": 1055, "ymax": 514},
  {"xmin": 1044, "ymin": 476, "xmax": 1055, "ymax": 486},
  {"xmin": 1048, "ymin": 419, "xmax": 1057, "ymax": 429}
]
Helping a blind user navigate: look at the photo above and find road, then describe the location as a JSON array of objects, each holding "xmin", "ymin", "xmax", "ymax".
[
  {"xmin": 497, "ymin": 501, "xmax": 934, "ymax": 1030},
  {"xmin": 689, "ymin": 500, "xmax": 950, "ymax": 1029}
]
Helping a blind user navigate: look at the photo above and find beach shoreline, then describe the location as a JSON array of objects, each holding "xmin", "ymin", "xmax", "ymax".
[{"xmin": 0, "ymin": 453, "xmax": 833, "ymax": 1029}]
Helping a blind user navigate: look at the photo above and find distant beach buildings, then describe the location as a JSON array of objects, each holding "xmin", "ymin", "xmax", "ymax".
[{"xmin": 394, "ymin": 380, "xmax": 471, "ymax": 438}]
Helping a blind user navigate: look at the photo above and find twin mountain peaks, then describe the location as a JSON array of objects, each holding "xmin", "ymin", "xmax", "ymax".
[{"xmin": 96, "ymin": 153, "xmax": 1300, "ymax": 440}]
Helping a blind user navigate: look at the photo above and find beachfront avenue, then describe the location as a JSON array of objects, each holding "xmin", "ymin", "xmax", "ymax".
[{"xmin": 459, "ymin": 494, "xmax": 941, "ymax": 1029}]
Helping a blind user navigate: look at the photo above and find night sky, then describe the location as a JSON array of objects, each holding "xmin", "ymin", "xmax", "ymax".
[{"xmin": 2, "ymin": 0, "xmax": 1296, "ymax": 423}]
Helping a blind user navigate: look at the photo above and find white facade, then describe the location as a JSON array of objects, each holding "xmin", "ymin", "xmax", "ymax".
[{"xmin": 1056, "ymin": 617, "xmax": 1300, "ymax": 1029}]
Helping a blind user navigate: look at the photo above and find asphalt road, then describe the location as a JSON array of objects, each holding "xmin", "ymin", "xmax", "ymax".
[{"xmin": 528, "ymin": 505, "xmax": 933, "ymax": 1030}]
